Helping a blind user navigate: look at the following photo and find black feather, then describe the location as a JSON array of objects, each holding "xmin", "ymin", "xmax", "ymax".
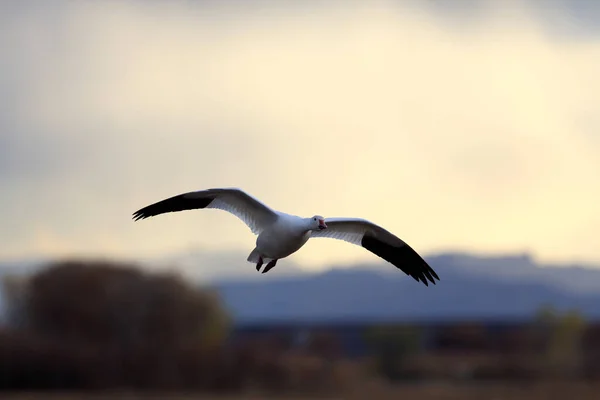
[
  {"xmin": 132, "ymin": 193, "xmax": 215, "ymax": 221},
  {"xmin": 361, "ymin": 233, "xmax": 439, "ymax": 286}
]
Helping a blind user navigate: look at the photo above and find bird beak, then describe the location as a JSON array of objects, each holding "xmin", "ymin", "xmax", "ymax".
[{"xmin": 318, "ymin": 219, "xmax": 327, "ymax": 230}]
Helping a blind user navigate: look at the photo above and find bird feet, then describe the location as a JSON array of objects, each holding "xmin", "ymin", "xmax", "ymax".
[
  {"xmin": 262, "ymin": 259, "xmax": 277, "ymax": 274},
  {"xmin": 256, "ymin": 257, "xmax": 278, "ymax": 274}
]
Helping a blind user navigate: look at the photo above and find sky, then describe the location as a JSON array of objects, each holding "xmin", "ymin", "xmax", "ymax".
[{"xmin": 1, "ymin": 0, "xmax": 600, "ymax": 270}]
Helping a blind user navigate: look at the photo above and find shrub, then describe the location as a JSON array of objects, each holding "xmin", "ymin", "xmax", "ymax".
[{"xmin": 0, "ymin": 259, "xmax": 231, "ymax": 391}]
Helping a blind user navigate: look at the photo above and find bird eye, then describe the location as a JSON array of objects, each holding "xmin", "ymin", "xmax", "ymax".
[{"xmin": 313, "ymin": 218, "xmax": 316, "ymax": 221}]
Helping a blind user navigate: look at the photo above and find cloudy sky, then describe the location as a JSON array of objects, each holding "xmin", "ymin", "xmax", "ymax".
[{"xmin": 1, "ymin": 0, "xmax": 599, "ymax": 269}]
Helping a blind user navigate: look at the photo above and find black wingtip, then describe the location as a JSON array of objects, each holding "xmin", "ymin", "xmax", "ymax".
[
  {"xmin": 406, "ymin": 255, "xmax": 440, "ymax": 287},
  {"xmin": 131, "ymin": 203, "xmax": 159, "ymax": 221},
  {"xmin": 130, "ymin": 193, "xmax": 215, "ymax": 223},
  {"xmin": 131, "ymin": 210, "xmax": 148, "ymax": 221},
  {"xmin": 361, "ymin": 234, "xmax": 440, "ymax": 287}
]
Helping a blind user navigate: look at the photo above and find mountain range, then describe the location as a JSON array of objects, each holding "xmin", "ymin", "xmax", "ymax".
[{"xmin": 2, "ymin": 249, "xmax": 600, "ymax": 324}]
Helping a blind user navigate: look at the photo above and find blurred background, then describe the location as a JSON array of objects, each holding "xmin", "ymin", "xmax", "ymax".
[{"xmin": 1, "ymin": 0, "xmax": 600, "ymax": 399}]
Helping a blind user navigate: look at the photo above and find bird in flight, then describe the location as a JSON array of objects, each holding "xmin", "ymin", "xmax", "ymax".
[{"xmin": 132, "ymin": 188, "xmax": 439, "ymax": 286}]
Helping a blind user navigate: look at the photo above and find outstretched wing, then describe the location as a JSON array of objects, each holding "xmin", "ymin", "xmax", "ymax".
[
  {"xmin": 311, "ymin": 217, "xmax": 439, "ymax": 286},
  {"xmin": 132, "ymin": 187, "xmax": 279, "ymax": 235}
]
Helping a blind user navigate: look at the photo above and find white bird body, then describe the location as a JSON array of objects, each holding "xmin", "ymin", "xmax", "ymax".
[
  {"xmin": 253, "ymin": 213, "xmax": 312, "ymax": 261},
  {"xmin": 132, "ymin": 187, "xmax": 439, "ymax": 286}
]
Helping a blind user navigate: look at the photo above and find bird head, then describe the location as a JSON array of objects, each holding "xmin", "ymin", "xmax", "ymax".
[{"xmin": 310, "ymin": 215, "xmax": 327, "ymax": 230}]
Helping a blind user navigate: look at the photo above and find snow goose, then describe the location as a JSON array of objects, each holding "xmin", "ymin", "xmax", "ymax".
[{"xmin": 132, "ymin": 187, "xmax": 439, "ymax": 286}]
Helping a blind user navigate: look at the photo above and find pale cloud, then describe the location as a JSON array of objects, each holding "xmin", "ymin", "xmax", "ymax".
[{"xmin": 1, "ymin": 0, "xmax": 599, "ymax": 268}]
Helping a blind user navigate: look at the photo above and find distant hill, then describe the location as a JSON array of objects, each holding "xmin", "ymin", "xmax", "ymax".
[
  {"xmin": 2, "ymin": 250, "xmax": 600, "ymax": 325},
  {"xmin": 213, "ymin": 252, "xmax": 600, "ymax": 324}
]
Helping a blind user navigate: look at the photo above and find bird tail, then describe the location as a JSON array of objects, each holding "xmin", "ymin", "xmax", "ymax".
[{"xmin": 246, "ymin": 247, "xmax": 261, "ymax": 263}]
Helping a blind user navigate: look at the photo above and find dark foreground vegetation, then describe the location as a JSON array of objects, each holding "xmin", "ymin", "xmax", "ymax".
[
  {"xmin": 2, "ymin": 382, "xmax": 600, "ymax": 400},
  {"xmin": 0, "ymin": 260, "xmax": 350, "ymax": 395},
  {"xmin": 1, "ymin": 260, "xmax": 599, "ymax": 398}
]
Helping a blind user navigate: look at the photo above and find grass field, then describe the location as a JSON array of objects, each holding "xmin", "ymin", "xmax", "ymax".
[{"xmin": 3, "ymin": 381, "xmax": 600, "ymax": 400}]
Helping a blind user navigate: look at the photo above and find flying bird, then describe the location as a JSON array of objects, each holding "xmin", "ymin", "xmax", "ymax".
[{"xmin": 132, "ymin": 188, "xmax": 439, "ymax": 286}]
